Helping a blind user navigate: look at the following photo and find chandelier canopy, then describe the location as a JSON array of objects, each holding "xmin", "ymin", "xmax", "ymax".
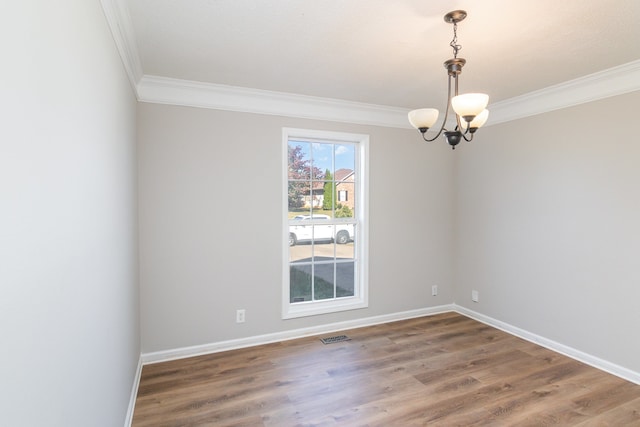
[{"xmin": 408, "ymin": 10, "xmax": 489, "ymax": 149}]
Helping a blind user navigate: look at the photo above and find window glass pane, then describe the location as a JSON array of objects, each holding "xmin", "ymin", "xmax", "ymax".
[
  {"xmin": 311, "ymin": 223, "xmax": 332, "ymax": 246},
  {"xmin": 336, "ymin": 261, "xmax": 355, "ymax": 298},
  {"xmin": 313, "ymin": 262, "xmax": 335, "ymax": 300},
  {"xmin": 290, "ymin": 264, "xmax": 312, "ymax": 303},
  {"xmin": 335, "ymin": 223, "xmax": 353, "ymax": 244},
  {"xmin": 288, "ymin": 215, "xmax": 311, "ymax": 245},
  {"xmin": 335, "ymin": 181, "xmax": 355, "ymax": 219},
  {"xmin": 337, "ymin": 236, "xmax": 354, "ymax": 261},
  {"xmin": 319, "ymin": 179, "xmax": 334, "ymax": 213},
  {"xmin": 289, "ymin": 238, "xmax": 312, "ymax": 262},
  {"xmin": 312, "ymin": 239, "xmax": 335, "ymax": 262},
  {"xmin": 335, "ymin": 144, "xmax": 355, "ymax": 172},
  {"xmin": 288, "ymin": 182, "xmax": 311, "ymax": 217},
  {"xmin": 311, "ymin": 142, "xmax": 334, "ymax": 175},
  {"xmin": 310, "ymin": 203, "xmax": 328, "ymax": 218},
  {"xmin": 288, "ymin": 141, "xmax": 311, "ymax": 180}
]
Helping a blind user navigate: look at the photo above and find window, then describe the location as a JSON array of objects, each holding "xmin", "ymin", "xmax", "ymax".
[{"xmin": 282, "ymin": 128, "xmax": 368, "ymax": 319}]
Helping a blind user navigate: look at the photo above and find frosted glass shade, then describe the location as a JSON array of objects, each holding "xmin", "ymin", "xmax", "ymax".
[
  {"xmin": 469, "ymin": 109, "xmax": 489, "ymax": 129},
  {"xmin": 408, "ymin": 108, "xmax": 439, "ymax": 130},
  {"xmin": 451, "ymin": 93, "xmax": 489, "ymax": 118}
]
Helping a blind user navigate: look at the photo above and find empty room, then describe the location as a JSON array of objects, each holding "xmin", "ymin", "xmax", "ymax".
[{"xmin": 3, "ymin": 1, "xmax": 640, "ymax": 426}]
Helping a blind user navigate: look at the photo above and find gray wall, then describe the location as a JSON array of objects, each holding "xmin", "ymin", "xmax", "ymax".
[
  {"xmin": 138, "ymin": 90, "xmax": 640, "ymax": 378},
  {"xmin": 137, "ymin": 89, "xmax": 640, "ymax": 377},
  {"xmin": 137, "ymin": 103, "xmax": 455, "ymax": 353},
  {"xmin": 1, "ymin": 2, "xmax": 139, "ymax": 426},
  {"xmin": 454, "ymin": 91, "xmax": 640, "ymax": 373}
]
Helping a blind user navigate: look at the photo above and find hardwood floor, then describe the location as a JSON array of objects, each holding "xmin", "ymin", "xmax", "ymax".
[{"xmin": 132, "ymin": 313, "xmax": 640, "ymax": 426}]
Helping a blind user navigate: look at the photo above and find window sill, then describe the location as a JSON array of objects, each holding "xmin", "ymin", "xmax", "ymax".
[{"xmin": 282, "ymin": 296, "xmax": 368, "ymax": 319}]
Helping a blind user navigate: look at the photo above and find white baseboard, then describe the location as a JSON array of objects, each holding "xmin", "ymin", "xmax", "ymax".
[
  {"xmin": 124, "ymin": 355, "xmax": 143, "ymax": 427},
  {"xmin": 141, "ymin": 304, "xmax": 454, "ymax": 364},
  {"xmin": 453, "ymin": 304, "xmax": 640, "ymax": 385}
]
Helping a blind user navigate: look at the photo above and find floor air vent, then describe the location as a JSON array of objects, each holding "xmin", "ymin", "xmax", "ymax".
[{"xmin": 320, "ymin": 335, "xmax": 351, "ymax": 344}]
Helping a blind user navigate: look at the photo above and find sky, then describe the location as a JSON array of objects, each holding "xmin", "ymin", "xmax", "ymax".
[{"xmin": 289, "ymin": 140, "xmax": 355, "ymax": 174}]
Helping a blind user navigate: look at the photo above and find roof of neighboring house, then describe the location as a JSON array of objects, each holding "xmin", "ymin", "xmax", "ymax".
[{"xmin": 335, "ymin": 169, "xmax": 354, "ymax": 182}]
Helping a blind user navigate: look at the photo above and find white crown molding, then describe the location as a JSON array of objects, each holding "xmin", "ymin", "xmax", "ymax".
[
  {"xmin": 99, "ymin": 0, "xmax": 143, "ymax": 92},
  {"xmin": 137, "ymin": 60, "xmax": 640, "ymax": 128},
  {"xmin": 141, "ymin": 305, "xmax": 454, "ymax": 364},
  {"xmin": 100, "ymin": 1, "xmax": 639, "ymax": 128},
  {"xmin": 454, "ymin": 304, "xmax": 640, "ymax": 385},
  {"xmin": 137, "ymin": 75, "xmax": 410, "ymax": 128},
  {"xmin": 488, "ymin": 60, "xmax": 640, "ymax": 126}
]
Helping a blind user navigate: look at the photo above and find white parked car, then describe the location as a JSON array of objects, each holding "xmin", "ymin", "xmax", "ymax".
[{"xmin": 289, "ymin": 214, "xmax": 354, "ymax": 246}]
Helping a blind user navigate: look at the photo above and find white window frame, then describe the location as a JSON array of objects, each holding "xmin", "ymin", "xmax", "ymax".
[{"xmin": 282, "ymin": 128, "xmax": 369, "ymax": 319}]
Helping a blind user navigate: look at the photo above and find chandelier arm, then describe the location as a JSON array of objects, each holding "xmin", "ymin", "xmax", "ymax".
[
  {"xmin": 421, "ymin": 132, "xmax": 443, "ymax": 142},
  {"xmin": 419, "ymin": 75, "xmax": 454, "ymax": 142},
  {"xmin": 456, "ymin": 115, "xmax": 473, "ymax": 137},
  {"xmin": 453, "ymin": 76, "xmax": 465, "ymax": 132},
  {"xmin": 457, "ymin": 119, "xmax": 467, "ymax": 132},
  {"xmin": 461, "ymin": 131, "xmax": 474, "ymax": 142},
  {"xmin": 441, "ymin": 75, "xmax": 454, "ymax": 132},
  {"xmin": 452, "ymin": 74, "xmax": 474, "ymax": 142},
  {"xmin": 422, "ymin": 76, "xmax": 458, "ymax": 142}
]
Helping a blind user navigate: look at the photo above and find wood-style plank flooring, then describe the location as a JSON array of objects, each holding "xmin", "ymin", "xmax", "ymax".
[{"xmin": 132, "ymin": 313, "xmax": 640, "ymax": 426}]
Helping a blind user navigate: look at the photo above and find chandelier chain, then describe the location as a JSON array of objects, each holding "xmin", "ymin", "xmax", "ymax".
[{"xmin": 450, "ymin": 22, "xmax": 462, "ymax": 58}]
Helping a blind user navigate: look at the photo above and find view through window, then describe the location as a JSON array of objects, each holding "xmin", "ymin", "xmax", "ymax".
[{"xmin": 283, "ymin": 128, "xmax": 368, "ymax": 318}]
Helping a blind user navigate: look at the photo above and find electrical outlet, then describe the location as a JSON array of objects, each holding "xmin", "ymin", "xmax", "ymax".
[
  {"xmin": 432, "ymin": 285, "xmax": 438, "ymax": 296},
  {"xmin": 236, "ymin": 309, "xmax": 246, "ymax": 323},
  {"xmin": 471, "ymin": 290, "xmax": 479, "ymax": 302}
]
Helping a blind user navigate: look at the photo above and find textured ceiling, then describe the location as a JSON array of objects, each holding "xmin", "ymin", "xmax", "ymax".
[{"xmin": 126, "ymin": 0, "xmax": 640, "ymax": 109}]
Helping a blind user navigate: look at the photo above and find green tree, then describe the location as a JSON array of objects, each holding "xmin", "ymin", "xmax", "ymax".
[{"xmin": 322, "ymin": 169, "xmax": 334, "ymax": 211}]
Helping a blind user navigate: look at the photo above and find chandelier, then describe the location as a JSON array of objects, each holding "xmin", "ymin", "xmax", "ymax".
[{"xmin": 408, "ymin": 10, "xmax": 489, "ymax": 149}]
